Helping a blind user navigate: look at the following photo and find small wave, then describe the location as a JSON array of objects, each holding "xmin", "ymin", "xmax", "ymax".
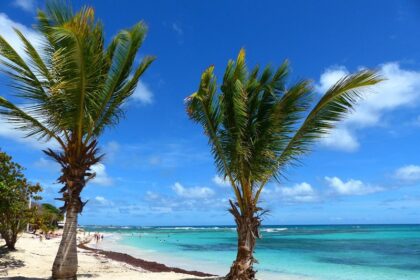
[
  {"xmin": 262, "ymin": 228, "xmax": 288, "ymax": 233},
  {"xmin": 154, "ymin": 226, "xmax": 234, "ymax": 231}
]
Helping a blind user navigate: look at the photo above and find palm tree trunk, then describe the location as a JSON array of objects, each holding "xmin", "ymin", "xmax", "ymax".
[
  {"xmin": 226, "ymin": 203, "xmax": 261, "ymax": 280},
  {"xmin": 46, "ymin": 143, "xmax": 98, "ymax": 280},
  {"xmin": 52, "ymin": 194, "xmax": 80, "ymax": 280}
]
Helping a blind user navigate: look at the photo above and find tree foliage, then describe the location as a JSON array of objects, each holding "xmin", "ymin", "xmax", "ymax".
[
  {"xmin": 0, "ymin": 1, "xmax": 154, "ymax": 277},
  {"xmin": 0, "ymin": 150, "xmax": 42, "ymax": 250},
  {"xmin": 186, "ymin": 49, "xmax": 383, "ymax": 279},
  {"xmin": 0, "ymin": 1, "xmax": 155, "ymax": 213},
  {"xmin": 32, "ymin": 203, "xmax": 64, "ymax": 232},
  {"xmin": 186, "ymin": 49, "xmax": 383, "ymax": 211}
]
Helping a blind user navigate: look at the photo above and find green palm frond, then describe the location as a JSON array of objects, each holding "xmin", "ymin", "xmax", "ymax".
[
  {"xmin": 187, "ymin": 49, "xmax": 383, "ymax": 211},
  {"xmin": 0, "ymin": 2, "xmax": 153, "ymax": 156},
  {"xmin": 0, "ymin": 97, "xmax": 65, "ymax": 147},
  {"xmin": 274, "ymin": 70, "xmax": 383, "ymax": 178}
]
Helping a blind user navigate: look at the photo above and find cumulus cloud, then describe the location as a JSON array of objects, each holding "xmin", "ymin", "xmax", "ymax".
[
  {"xmin": 325, "ymin": 176, "xmax": 383, "ymax": 195},
  {"xmin": 34, "ymin": 157, "xmax": 59, "ymax": 170},
  {"xmin": 145, "ymin": 191, "xmax": 160, "ymax": 200},
  {"xmin": 172, "ymin": 182, "xmax": 214, "ymax": 199},
  {"xmin": 132, "ymin": 81, "xmax": 153, "ymax": 104},
  {"xmin": 212, "ymin": 175, "xmax": 230, "ymax": 187},
  {"xmin": 395, "ymin": 165, "xmax": 420, "ymax": 182},
  {"xmin": 93, "ymin": 196, "xmax": 114, "ymax": 206},
  {"xmin": 0, "ymin": 13, "xmax": 41, "ymax": 59},
  {"xmin": 0, "ymin": 15, "xmax": 54, "ymax": 149},
  {"xmin": 319, "ymin": 127, "xmax": 359, "ymax": 152},
  {"xmin": 0, "ymin": 119, "xmax": 59, "ymax": 149},
  {"xmin": 90, "ymin": 163, "xmax": 113, "ymax": 186},
  {"xmin": 13, "ymin": 0, "xmax": 35, "ymax": 12},
  {"xmin": 317, "ymin": 63, "xmax": 420, "ymax": 151},
  {"xmin": 275, "ymin": 182, "xmax": 319, "ymax": 202}
]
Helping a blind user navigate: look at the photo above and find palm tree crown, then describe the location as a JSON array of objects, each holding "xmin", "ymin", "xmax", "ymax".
[
  {"xmin": 186, "ymin": 49, "xmax": 382, "ymax": 279},
  {"xmin": 0, "ymin": 2, "xmax": 154, "ymax": 208},
  {"xmin": 187, "ymin": 49, "xmax": 382, "ymax": 210}
]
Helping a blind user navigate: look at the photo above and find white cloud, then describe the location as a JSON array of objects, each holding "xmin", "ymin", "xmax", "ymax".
[
  {"xmin": 172, "ymin": 182, "xmax": 214, "ymax": 199},
  {"xmin": 172, "ymin": 23, "xmax": 183, "ymax": 35},
  {"xmin": 13, "ymin": 0, "xmax": 35, "ymax": 12},
  {"xmin": 212, "ymin": 175, "xmax": 230, "ymax": 187},
  {"xmin": 94, "ymin": 196, "xmax": 114, "ymax": 206},
  {"xmin": 34, "ymin": 157, "xmax": 59, "ymax": 170},
  {"xmin": 145, "ymin": 191, "xmax": 160, "ymax": 200},
  {"xmin": 317, "ymin": 63, "xmax": 420, "ymax": 151},
  {"xmin": 0, "ymin": 14, "xmax": 54, "ymax": 149},
  {"xmin": 319, "ymin": 127, "xmax": 359, "ymax": 152},
  {"xmin": 132, "ymin": 81, "xmax": 153, "ymax": 104},
  {"xmin": 395, "ymin": 165, "xmax": 420, "ymax": 181},
  {"xmin": 0, "ymin": 120, "xmax": 59, "ymax": 149},
  {"xmin": 150, "ymin": 206, "xmax": 172, "ymax": 214},
  {"xmin": 90, "ymin": 163, "xmax": 113, "ymax": 186},
  {"xmin": 275, "ymin": 182, "xmax": 318, "ymax": 202},
  {"xmin": 325, "ymin": 176, "xmax": 383, "ymax": 195},
  {"xmin": 316, "ymin": 66, "xmax": 349, "ymax": 93},
  {"xmin": 103, "ymin": 141, "xmax": 120, "ymax": 162},
  {"xmin": 0, "ymin": 13, "xmax": 41, "ymax": 59}
]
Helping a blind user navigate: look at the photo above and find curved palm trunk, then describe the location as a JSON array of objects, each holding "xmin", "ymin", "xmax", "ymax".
[
  {"xmin": 226, "ymin": 201, "xmax": 261, "ymax": 280},
  {"xmin": 52, "ymin": 182, "xmax": 83, "ymax": 280},
  {"xmin": 52, "ymin": 201, "xmax": 79, "ymax": 279},
  {"xmin": 47, "ymin": 141, "xmax": 99, "ymax": 280}
]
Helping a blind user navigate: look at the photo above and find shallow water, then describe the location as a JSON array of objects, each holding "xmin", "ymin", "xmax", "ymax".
[{"xmin": 83, "ymin": 224, "xmax": 420, "ymax": 280}]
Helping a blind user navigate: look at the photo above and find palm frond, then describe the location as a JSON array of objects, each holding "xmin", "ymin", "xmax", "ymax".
[
  {"xmin": 186, "ymin": 66, "xmax": 245, "ymax": 211},
  {"xmin": 187, "ymin": 49, "xmax": 383, "ymax": 211},
  {"xmin": 274, "ymin": 70, "xmax": 383, "ymax": 178},
  {"xmin": 0, "ymin": 97, "xmax": 65, "ymax": 148}
]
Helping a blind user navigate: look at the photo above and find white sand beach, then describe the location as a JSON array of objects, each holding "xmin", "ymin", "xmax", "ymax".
[{"xmin": 0, "ymin": 233, "xmax": 214, "ymax": 280}]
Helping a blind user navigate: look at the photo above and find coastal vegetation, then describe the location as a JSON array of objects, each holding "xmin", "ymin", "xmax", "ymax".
[
  {"xmin": 0, "ymin": 1, "xmax": 154, "ymax": 279},
  {"xmin": 0, "ymin": 150, "xmax": 42, "ymax": 250},
  {"xmin": 33, "ymin": 203, "xmax": 64, "ymax": 233},
  {"xmin": 186, "ymin": 49, "xmax": 382, "ymax": 279}
]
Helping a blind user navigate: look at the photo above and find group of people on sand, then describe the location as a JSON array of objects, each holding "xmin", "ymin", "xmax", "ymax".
[
  {"xmin": 93, "ymin": 232, "xmax": 104, "ymax": 243},
  {"xmin": 31, "ymin": 230, "xmax": 61, "ymax": 242}
]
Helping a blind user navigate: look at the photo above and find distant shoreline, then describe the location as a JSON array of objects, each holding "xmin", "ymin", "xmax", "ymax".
[{"xmin": 78, "ymin": 242, "xmax": 216, "ymax": 277}]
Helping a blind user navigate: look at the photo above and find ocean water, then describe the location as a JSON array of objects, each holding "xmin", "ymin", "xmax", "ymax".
[{"xmin": 82, "ymin": 225, "xmax": 420, "ymax": 280}]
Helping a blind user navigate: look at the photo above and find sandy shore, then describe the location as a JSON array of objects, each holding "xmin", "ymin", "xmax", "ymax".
[{"xmin": 0, "ymin": 233, "xmax": 217, "ymax": 280}]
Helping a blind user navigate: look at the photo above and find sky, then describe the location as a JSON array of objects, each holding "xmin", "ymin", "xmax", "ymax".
[{"xmin": 0, "ymin": 0, "xmax": 420, "ymax": 226}]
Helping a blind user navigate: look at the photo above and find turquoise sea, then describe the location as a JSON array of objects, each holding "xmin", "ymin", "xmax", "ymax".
[{"xmin": 82, "ymin": 225, "xmax": 420, "ymax": 280}]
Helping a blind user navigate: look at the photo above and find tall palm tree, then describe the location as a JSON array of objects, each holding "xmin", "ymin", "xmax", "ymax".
[
  {"xmin": 186, "ymin": 49, "xmax": 382, "ymax": 280},
  {"xmin": 0, "ymin": 2, "xmax": 154, "ymax": 279}
]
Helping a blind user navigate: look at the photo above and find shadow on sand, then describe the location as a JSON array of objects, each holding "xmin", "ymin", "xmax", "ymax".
[
  {"xmin": 182, "ymin": 278, "xmax": 225, "ymax": 280},
  {"xmin": 0, "ymin": 245, "xmax": 25, "ymax": 274},
  {"xmin": 1, "ymin": 278, "xmax": 47, "ymax": 280},
  {"xmin": 2, "ymin": 274, "xmax": 98, "ymax": 280}
]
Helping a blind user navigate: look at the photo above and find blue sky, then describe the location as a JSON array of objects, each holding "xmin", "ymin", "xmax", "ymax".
[{"xmin": 0, "ymin": 0, "xmax": 420, "ymax": 226}]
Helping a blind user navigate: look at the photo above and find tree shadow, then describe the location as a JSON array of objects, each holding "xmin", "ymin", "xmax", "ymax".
[
  {"xmin": 77, "ymin": 273, "xmax": 99, "ymax": 278},
  {"xmin": 3, "ymin": 274, "xmax": 98, "ymax": 280},
  {"xmin": 0, "ymin": 245, "xmax": 10, "ymax": 257},
  {"xmin": 0, "ymin": 246, "xmax": 25, "ymax": 271},
  {"xmin": 2, "ymin": 278, "xmax": 47, "ymax": 280},
  {"xmin": 182, "ymin": 277, "xmax": 225, "ymax": 280}
]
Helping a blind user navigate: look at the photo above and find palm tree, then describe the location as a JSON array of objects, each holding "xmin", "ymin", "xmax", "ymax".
[
  {"xmin": 186, "ymin": 49, "xmax": 382, "ymax": 280},
  {"xmin": 0, "ymin": 2, "xmax": 154, "ymax": 279}
]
